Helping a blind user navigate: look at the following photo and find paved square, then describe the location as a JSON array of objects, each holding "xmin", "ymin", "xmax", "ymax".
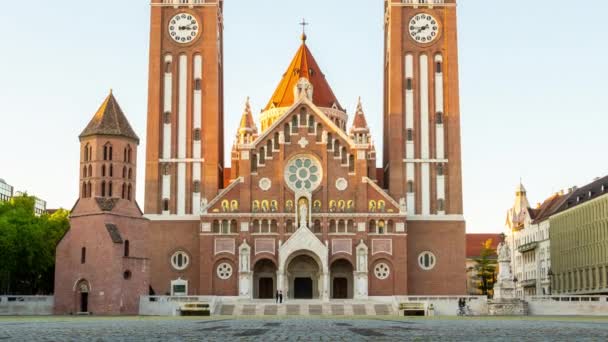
[{"xmin": 1, "ymin": 316, "xmax": 607, "ymax": 341}]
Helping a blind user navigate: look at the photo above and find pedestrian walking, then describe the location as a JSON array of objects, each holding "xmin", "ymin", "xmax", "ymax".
[
  {"xmin": 279, "ymin": 290, "xmax": 283, "ymax": 304},
  {"xmin": 276, "ymin": 290, "xmax": 279, "ymax": 304}
]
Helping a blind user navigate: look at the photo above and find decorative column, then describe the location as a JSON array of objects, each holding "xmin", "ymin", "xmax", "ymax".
[
  {"xmin": 238, "ymin": 241, "xmax": 252, "ymax": 299},
  {"xmin": 354, "ymin": 240, "xmax": 369, "ymax": 299}
]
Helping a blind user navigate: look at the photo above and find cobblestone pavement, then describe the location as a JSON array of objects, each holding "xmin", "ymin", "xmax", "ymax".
[{"xmin": 1, "ymin": 316, "xmax": 608, "ymax": 341}]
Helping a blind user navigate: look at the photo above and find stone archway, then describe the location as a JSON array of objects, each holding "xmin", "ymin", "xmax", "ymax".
[
  {"xmin": 253, "ymin": 259, "xmax": 277, "ymax": 299},
  {"xmin": 286, "ymin": 253, "xmax": 321, "ymax": 299},
  {"xmin": 330, "ymin": 259, "xmax": 354, "ymax": 299},
  {"xmin": 75, "ymin": 280, "xmax": 90, "ymax": 313}
]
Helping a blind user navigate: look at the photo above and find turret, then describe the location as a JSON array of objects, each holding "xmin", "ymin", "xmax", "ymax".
[
  {"xmin": 237, "ymin": 97, "xmax": 258, "ymax": 144},
  {"xmin": 349, "ymin": 97, "xmax": 371, "ymax": 144}
]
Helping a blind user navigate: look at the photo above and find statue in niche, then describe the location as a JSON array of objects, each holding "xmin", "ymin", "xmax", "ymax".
[
  {"xmin": 270, "ymin": 200, "xmax": 278, "ymax": 213},
  {"xmin": 252, "ymin": 200, "xmax": 260, "ymax": 213},
  {"xmin": 231, "ymin": 200, "xmax": 239, "ymax": 212},
  {"xmin": 285, "ymin": 200, "xmax": 294, "ymax": 213},
  {"xmin": 338, "ymin": 200, "xmax": 346, "ymax": 213},
  {"xmin": 346, "ymin": 200, "xmax": 354, "ymax": 213},
  {"xmin": 261, "ymin": 200, "xmax": 269, "ymax": 213},
  {"xmin": 399, "ymin": 198, "xmax": 407, "ymax": 213},
  {"xmin": 298, "ymin": 198, "xmax": 309, "ymax": 229},
  {"xmin": 329, "ymin": 200, "xmax": 337, "ymax": 213},
  {"xmin": 378, "ymin": 200, "xmax": 386, "ymax": 213},
  {"xmin": 313, "ymin": 200, "xmax": 322, "ymax": 213},
  {"xmin": 221, "ymin": 200, "xmax": 230, "ymax": 213},
  {"xmin": 357, "ymin": 249, "xmax": 368, "ymax": 272},
  {"xmin": 369, "ymin": 200, "xmax": 377, "ymax": 213},
  {"xmin": 199, "ymin": 198, "xmax": 208, "ymax": 215},
  {"xmin": 240, "ymin": 246, "xmax": 250, "ymax": 272}
]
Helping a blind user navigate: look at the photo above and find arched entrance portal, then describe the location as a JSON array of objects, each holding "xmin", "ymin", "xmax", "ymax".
[
  {"xmin": 330, "ymin": 259, "xmax": 354, "ymax": 299},
  {"xmin": 286, "ymin": 254, "xmax": 321, "ymax": 299},
  {"xmin": 253, "ymin": 259, "xmax": 277, "ymax": 299},
  {"xmin": 76, "ymin": 280, "xmax": 90, "ymax": 313}
]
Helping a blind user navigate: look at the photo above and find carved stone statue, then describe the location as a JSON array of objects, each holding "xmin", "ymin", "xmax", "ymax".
[
  {"xmin": 497, "ymin": 242, "xmax": 511, "ymax": 261},
  {"xmin": 299, "ymin": 203, "xmax": 308, "ymax": 229},
  {"xmin": 199, "ymin": 198, "xmax": 208, "ymax": 215}
]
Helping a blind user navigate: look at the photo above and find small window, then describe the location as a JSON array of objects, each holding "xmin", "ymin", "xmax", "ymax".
[
  {"xmin": 437, "ymin": 163, "xmax": 445, "ymax": 176},
  {"xmin": 101, "ymin": 181, "xmax": 106, "ymax": 197},
  {"xmin": 164, "ymin": 61, "xmax": 172, "ymax": 73},
  {"xmin": 127, "ymin": 184, "xmax": 132, "ymax": 201},
  {"xmin": 102, "ymin": 165, "xmax": 106, "ymax": 177},
  {"xmin": 300, "ymin": 108, "xmax": 307, "ymax": 126},
  {"xmin": 259, "ymin": 148, "xmax": 266, "ymax": 164},
  {"xmin": 407, "ymin": 181, "xmax": 415, "ymax": 193},
  {"xmin": 251, "ymin": 154, "xmax": 258, "ymax": 172},
  {"xmin": 123, "ymin": 270, "xmax": 132, "ymax": 280},
  {"xmin": 308, "ymin": 116, "xmax": 315, "ymax": 133},
  {"xmin": 81, "ymin": 247, "xmax": 86, "ymax": 264},
  {"xmin": 108, "ymin": 181, "xmax": 113, "ymax": 197},
  {"xmin": 109, "ymin": 164, "xmax": 113, "ymax": 177},
  {"xmin": 274, "ymin": 132, "xmax": 280, "ymax": 149},
  {"xmin": 194, "ymin": 78, "xmax": 202, "ymax": 91},
  {"xmin": 193, "ymin": 128, "xmax": 201, "ymax": 141},
  {"xmin": 124, "ymin": 240, "xmax": 130, "ymax": 257},
  {"xmin": 418, "ymin": 251, "xmax": 436, "ymax": 270},
  {"xmin": 406, "ymin": 129, "xmax": 414, "ymax": 141},
  {"xmin": 436, "ymin": 61, "xmax": 442, "ymax": 74},
  {"xmin": 163, "ymin": 164, "xmax": 170, "ymax": 176},
  {"xmin": 437, "ymin": 199, "xmax": 446, "ymax": 212},
  {"xmin": 291, "ymin": 116, "xmax": 298, "ymax": 133},
  {"xmin": 193, "ymin": 181, "xmax": 201, "ymax": 193},
  {"xmin": 123, "ymin": 166, "xmax": 127, "ymax": 179},
  {"xmin": 436, "ymin": 112, "xmax": 443, "ymax": 124},
  {"xmin": 122, "ymin": 183, "xmax": 126, "ymax": 199},
  {"xmin": 349, "ymin": 154, "xmax": 355, "ymax": 173},
  {"xmin": 284, "ymin": 124, "xmax": 291, "ymax": 143},
  {"xmin": 164, "ymin": 112, "xmax": 171, "ymax": 124},
  {"xmin": 406, "ymin": 78, "xmax": 413, "ymax": 91},
  {"xmin": 128, "ymin": 168, "xmax": 133, "ymax": 180},
  {"xmin": 163, "ymin": 198, "xmax": 170, "ymax": 211}
]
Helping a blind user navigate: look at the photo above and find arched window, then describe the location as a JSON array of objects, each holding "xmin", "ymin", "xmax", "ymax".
[
  {"xmin": 436, "ymin": 61, "xmax": 442, "ymax": 74},
  {"xmin": 84, "ymin": 144, "xmax": 90, "ymax": 162},
  {"xmin": 109, "ymin": 146, "xmax": 113, "ymax": 161},
  {"xmin": 230, "ymin": 220, "xmax": 238, "ymax": 234},
  {"xmin": 316, "ymin": 124, "xmax": 323, "ymax": 142},
  {"xmin": 193, "ymin": 128, "xmax": 201, "ymax": 141},
  {"xmin": 284, "ymin": 124, "xmax": 291, "ymax": 143},
  {"xmin": 213, "ymin": 220, "xmax": 220, "ymax": 233},
  {"xmin": 122, "ymin": 183, "xmax": 126, "ymax": 199},
  {"xmin": 128, "ymin": 168, "xmax": 133, "ymax": 180},
  {"xmin": 252, "ymin": 220, "xmax": 260, "ymax": 233},
  {"xmin": 163, "ymin": 198, "xmax": 169, "ymax": 211},
  {"xmin": 123, "ymin": 166, "xmax": 127, "ymax": 179},
  {"xmin": 369, "ymin": 220, "xmax": 376, "ymax": 234},
  {"xmin": 88, "ymin": 165, "xmax": 92, "ymax": 178},
  {"xmin": 387, "ymin": 220, "xmax": 394, "ymax": 233},
  {"xmin": 123, "ymin": 148, "xmax": 127, "ymax": 162},
  {"xmin": 407, "ymin": 129, "xmax": 414, "ymax": 141},
  {"xmin": 109, "ymin": 164, "xmax": 113, "ymax": 177},
  {"xmin": 286, "ymin": 220, "xmax": 294, "ymax": 233},
  {"xmin": 349, "ymin": 155, "xmax": 355, "ymax": 173},
  {"xmin": 378, "ymin": 220, "xmax": 385, "ymax": 234},
  {"xmin": 347, "ymin": 220, "xmax": 355, "ymax": 233},
  {"xmin": 291, "ymin": 116, "xmax": 298, "ymax": 133},
  {"xmin": 261, "ymin": 220, "xmax": 270, "ymax": 233},
  {"xmin": 164, "ymin": 61, "xmax": 172, "ymax": 73},
  {"xmin": 308, "ymin": 116, "xmax": 315, "ymax": 133},
  {"xmin": 82, "ymin": 183, "xmax": 87, "ymax": 198},
  {"xmin": 108, "ymin": 181, "xmax": 113, "ymax": 197},
  {"xmin": 124, "ymin": 240, "xmax": 130, "ymax": 257},
  {"xmin": 271, "ymin": 220, "xmax": 278, "ymax": 233},
  {"xmin": 101, "ymin": 181, "xmax": 106, "ymax": 197},
  {"xmin": 103, "ymin": 144, "xmax": 112, "ymax": 161},
  {"xmin": 127, "ymin": 146, "xmax": 132, "ymax": 163},
  {"xmin": 194, "ymin": 78, "xmax": 202, "ymax": 91},
  {"xmin": 338, "ymin": 220, "xmax": 346, "ymax": 233},
  {"xmin": 333, "ymin": 140, "xmax": 340, "ymax": 157},
  {"xmin": 341, "ymin": 147, "xmax": 347, "ymax": 164},
  {"xmin": 407, "ymin": 181, "xmax": 415, "ymax": 193},
  {"xmin": 87, "ymin": 182, "xmax": 91, "ymax": 198},
  {"xmin": 300, "ymin": 108, "xmax": 307, "ymax": 126},
  {"xmin": 327, "ymin": 133, "xmax": 333, "ymax": 149},
  {"xmin": 274, "ymin": 132, "xmax": 280, "ymax": 149},
  {"xmin": 314, "ymin": 220, "xmax": 322, "ymax": 233},
  {"xmin": 193, "ymin": 181, "xmax": 201, "ymax": 193},
  {"xmin": 259, "ymin": 148, "xmax": 266, "ymax": 164},
  {"xmin": 436, "ymin": 112, "xmax": 444, "ymax": 124},
  {"xmin": 266, "ymin": 140, "xmax": 272, "ymax": 157},
  {"xmin": 127, "ymin": 184, "xmax": 132, "ymax": 201},
  {"xmin": 221, "ymin": 220, "xmax": 229, "ymax": 234},
  {"xmin": 330, "ymin": 220, "xmax": 337, "ymax": 233},
  {"xmin": 406, "ymin": 77, "xmax": 413, "ymax": 91},
  {"xmin": 251, "ymin": 153, "xmax": 258, "ymax": 173},
  {"xmin": 437, "ymin": 163, "xmax": 445, "ymax": 176},
  {"xmin": 102, "ymin": 165, "xmax": 106, "ymax": 177},
  {"xmin": 81, "ymin": 247, "xmax": 86, "ymax": 264},
  {"xmin": 438, "ymin": 199, "xmax": 446, "ymax": 212}
]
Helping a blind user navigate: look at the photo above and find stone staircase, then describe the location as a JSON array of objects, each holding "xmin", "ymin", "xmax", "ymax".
[{"xmin": 215, "ymin": 299, "xmax": 396, "ymax": 316}]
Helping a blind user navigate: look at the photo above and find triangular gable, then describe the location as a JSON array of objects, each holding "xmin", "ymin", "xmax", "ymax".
[
  {"xmin": 363, "ymin": 177, "xmax": 401, "ymax": 213},
  {"xmin": 203, "ymin": 177, "xmax": 244, "ymax": 214},
  {"xmin": 252, "ymin": 96, "xmax": 354, "ymax": 150}
]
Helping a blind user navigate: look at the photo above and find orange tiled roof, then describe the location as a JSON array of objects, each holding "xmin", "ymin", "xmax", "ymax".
[
  {"xmin": 352, "ymin": 98, "xmax": 369, "ymax": 130},
  {"xmin": 265, "ymin": 39, "xmax": 342, "ymax": 111}
]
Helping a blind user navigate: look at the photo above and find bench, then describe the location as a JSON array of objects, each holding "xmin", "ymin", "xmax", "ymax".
[
  {"xmin": 179, "ymin": 302, "xmax": 211, "ymax": 316},
  {"xmin": 399, "ymin": 302, "xmax": 426, "ymax": 316}
]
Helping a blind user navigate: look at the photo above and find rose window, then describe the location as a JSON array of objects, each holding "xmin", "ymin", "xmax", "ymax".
[
  {"xmin": 285, "ymin": 156, "xmax": 322, "ymax": 192},
  {"xmin": 374, "ymin": 263, "xmax": 390, "ymax": 280},
  {"xmin": 216, "ymin": 263, "xmax": 233, "ymax": 280}
]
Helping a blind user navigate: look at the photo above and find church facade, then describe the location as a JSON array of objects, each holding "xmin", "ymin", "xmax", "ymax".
[{"xmin": 55, "ymin": 0, "xmax": 466, "ymax": 314}]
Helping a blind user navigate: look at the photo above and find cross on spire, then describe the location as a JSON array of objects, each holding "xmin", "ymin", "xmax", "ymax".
[{"xmin": 300, "ymin": 18, "xmax": 309, "ymax": 42}]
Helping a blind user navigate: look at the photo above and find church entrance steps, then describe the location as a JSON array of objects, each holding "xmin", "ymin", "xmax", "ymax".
[{"xmin": 215, "ymin": 299, "xmax": 397, "ymax": 316}]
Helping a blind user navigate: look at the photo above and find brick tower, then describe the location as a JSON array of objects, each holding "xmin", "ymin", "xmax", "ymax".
[
  {"xmin": 144, "ymin": 0, "xmax": 225, "ymax": 216},
  {"xmin": 54, "ymin": 92, "xmax": 150, "ymax": 315},
  {"xmin": 383, "ymin": 0, "xmax": 466, "ymax": 294}
]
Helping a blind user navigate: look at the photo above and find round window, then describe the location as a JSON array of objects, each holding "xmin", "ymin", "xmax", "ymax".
[
  {"xmin": 171, "ymin": 251, "xmax": 190, "ymax": 271},
  {"xmin": 284, "ymin": 156, "xmax": 322, "ymax": 192},
  {"xmin": 418, "ymin": 251, "xmax": 436, "ymax": 270},
  {"xmin": 374, "ymin": 263, "xmax": 390, "ymax": 280},
  {"xmin": 216, "ymin": 263, "xmax": 233, "ymax": 280}
]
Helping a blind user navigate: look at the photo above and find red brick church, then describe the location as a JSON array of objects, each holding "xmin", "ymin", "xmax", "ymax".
[{"xmin": 55, "ymin": 0, "xmax": 466, "ymax": 315}]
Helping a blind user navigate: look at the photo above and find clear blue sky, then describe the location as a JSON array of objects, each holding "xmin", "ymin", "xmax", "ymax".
[{"xmin": 0, "ymin": 0, "xmax": 606, "ymax": 233}]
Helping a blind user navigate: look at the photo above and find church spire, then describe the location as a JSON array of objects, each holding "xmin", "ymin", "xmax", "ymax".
[
  {"xmin": 350, "ymin": 97, "xmax": 371, "ymax": 144},
  {"xmin": 237, "ymin": 97, "xmax": 257, "ymax": 144}
]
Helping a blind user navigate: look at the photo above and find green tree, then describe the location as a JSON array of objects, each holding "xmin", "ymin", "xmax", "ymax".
[
  {"xmin": 0, "ymin": 196, "xmax": 69, "ymax": 295},
  {"xmin": 474, "ymin": 239, "xmax": 498, "ymax": 297}
]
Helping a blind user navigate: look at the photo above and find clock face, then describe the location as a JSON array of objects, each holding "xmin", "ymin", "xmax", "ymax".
[
  {"xmin": 409, "ymin": 13, "xmax": 440, "ymax": 44},
  {"xmin": 168, "ymin": 13, "xmax": 200, "ymax": 44}
]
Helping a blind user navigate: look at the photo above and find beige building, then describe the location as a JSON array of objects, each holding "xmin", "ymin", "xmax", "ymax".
[{"xmin": 551, "ymin": 176, "xmax": 608, "ymax": 295}]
